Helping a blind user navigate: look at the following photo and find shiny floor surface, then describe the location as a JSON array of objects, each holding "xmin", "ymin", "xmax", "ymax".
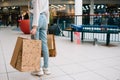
[{"xmin": 0, "ymin": 27, "xmax": 120, "ymax": 80}]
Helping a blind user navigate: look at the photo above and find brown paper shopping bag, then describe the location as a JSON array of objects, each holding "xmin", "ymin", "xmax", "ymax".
[
  {"xmin": 47, "ymin": 34, "xmax": 56, "ymax": 57},
  {"xmin": 41, "ymin": 34, "xmax": 56, "ymax": 57},
  {"xmin": 10, "ymin": 37, "xmax": 41, "ymax": 72}
]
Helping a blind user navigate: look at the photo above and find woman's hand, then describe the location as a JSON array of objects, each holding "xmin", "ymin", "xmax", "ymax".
[{"xmin": 30, "ymin": 26, "xmax": 37, "ymax": 35}]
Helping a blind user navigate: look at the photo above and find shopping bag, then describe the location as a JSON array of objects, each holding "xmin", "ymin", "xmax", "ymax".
[
  {"xmin": 41, "ymin": 34, "xmax": 56, "ymax": 57},
  {"xmin": 47, "ymin": 34, "xmax": 57, "ymax": 57},
  {"xmin": 10, "ymin": 37, "xmax": 41, "ymax": 72}
]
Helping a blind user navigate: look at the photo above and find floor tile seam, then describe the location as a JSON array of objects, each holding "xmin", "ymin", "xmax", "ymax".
[
  {"xmin": 54, "ymin": 65, "xmax": 70, "ymax": 74},
  {"xmin": 55, "ymin": 63, "xmax": 89, "ymax": 80},
  {"xmin": 6, "ymin": 71, "xmax": 18, "ymax": 74},
  {"xmin": 0, "ymin": 72, "xmax": 8, "ymax": 74},
  {"xmin": 78, "ymin": 64, "xmax": 110, "ymax": 80},
  {"xmin": 47, "ymin": 72, "xmax": 76, "ymax": 80},
  {"xmin": 66, "ymin": 70, "xmax": 89, "ymax": 75},
  {"xmin": 43, "ymin": 74, "xmax": 73, "ymax": 79},
  {"xmin": 34, "ymin": 66, "xmax": 74, "ymax": 79},
  {"xmin": 74, "ymin": 59, "xmax": 102, "ymax": 63},
  {"xmin": 7, "ymin": 71, "xmax": 68, "ymax": 79},
  {"xmin": 66, "ymin": 71, "xmax": 93, "ymax": 80},
  {"xmin": 55, "ymin": 64, "xmax": 72, "ymax": 75},
  {"xmin": 95, "ymin": 60, "xmax": 120, "ymax": 66},
  {"xmin": 103, "ymin": 56, "xmax": 120, "ymax": 59},
  {"xmin": 60, "ymin": 55, "xmax": 97, "ymax": 63},
  {"xmin": 54, "ymin": 62, "xmax": 79, "ymax": 67},
  {"xmin": 76, "ymin": 60, "xmax": 106, "ymax": 67},
  {"xmin": 0, "ymin": 37, "xmax": 10, "ymax": 80},
  {"xmin": 88, "ymin": 56, "xmax": 120, "ymax": 63},
  {"xmin": 55, "ymin": 62, "xmax": 93, "ymax": 72},
  {"xmin": 0, "ymin": 41, "xmax": 6, "ymax": 65},
  {"xmin": 80, "ymin": 63, "xmax": 116, "ymax": 71},
  {"xmin": 109, "ymin": 66, "xmax": 120, "ymax": 71},
  {"xmin": 90, "ymin": 70, "xmax": 112, "ymax": 80},
  {"xmin": 56, "ymin": 61, "xmax": 88, "ymax": 68},
  {"xmin": 79, "ymin": 61, "xmax": 120, "ymax": 74},
  {"xmin": 68, "ymin": 71, "xmax": 95, "ymax": 80}
]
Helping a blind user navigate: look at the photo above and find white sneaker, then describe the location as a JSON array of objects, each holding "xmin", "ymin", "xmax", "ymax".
[
  {"xmin": 31, "ymin": 68, "xmax": 44, "ymax": 76},
  {"xmin": 43, "ymin": 68, "xmax": 51, "ymax": 75}
]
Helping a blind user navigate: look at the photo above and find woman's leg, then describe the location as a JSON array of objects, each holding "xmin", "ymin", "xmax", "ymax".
[
  {"xmin": 38, "ymin": 13, "xmax": 49, "ymax": 68},
  {"xmin": 39, "ymin": 29, "xmax": 49, "ymax": 68}
]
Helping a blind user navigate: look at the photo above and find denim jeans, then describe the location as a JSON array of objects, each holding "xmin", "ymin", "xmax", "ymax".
[{"xmin": 30, "ymin": 13, "xmax": 49, "ymax": 68}]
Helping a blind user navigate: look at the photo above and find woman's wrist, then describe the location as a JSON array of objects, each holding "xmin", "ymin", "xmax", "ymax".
[{"xmin": 32, "ymin": 25, "xmax": 37, "ymax": 29}]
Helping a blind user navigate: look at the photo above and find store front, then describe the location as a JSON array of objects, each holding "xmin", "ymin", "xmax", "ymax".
[
  {"xmin": 0, "ymin": 6, "xmax": 20, "ymax": 26},
  {"xmin": 0, "ymin": 5, "xmax": 29, "ymax": 26},
  {"xmin": 0, "ymin": 0, "xmax": 120, "ymax": 27},
  {"xmin": 49, "ymin": 3, "xmax": 120, "ymax": 30}
]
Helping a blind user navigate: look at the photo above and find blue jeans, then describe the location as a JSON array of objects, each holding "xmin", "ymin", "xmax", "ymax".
[{"xmin": 30, "ymin": 13, "xmax": 49, "ymax": 68}]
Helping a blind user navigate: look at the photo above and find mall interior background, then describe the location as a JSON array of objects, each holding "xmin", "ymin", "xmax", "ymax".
[{"xmin": 0, "ymin": 0, "xmax": 120, "ymax": 29}]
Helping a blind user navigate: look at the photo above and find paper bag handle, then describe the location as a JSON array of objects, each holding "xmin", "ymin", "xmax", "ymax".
[{"xmin": 31, "ymin": 34, "xmax": 36, "ymax": 40}]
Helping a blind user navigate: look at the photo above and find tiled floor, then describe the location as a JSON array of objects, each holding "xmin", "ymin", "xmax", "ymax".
[{"xmin": 0, "ymin": 27, "xmax": 120, "ymax": 80}]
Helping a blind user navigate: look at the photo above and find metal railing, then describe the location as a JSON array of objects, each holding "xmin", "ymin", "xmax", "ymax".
[{"xmin": 52, "ymin": 14, "xmax": 120, "ymax": 42}]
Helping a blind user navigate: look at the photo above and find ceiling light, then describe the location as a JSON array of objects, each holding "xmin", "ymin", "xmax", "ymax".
[{"xmin": 12, "ymin": 7, "xmax": 16, "ymax": 9}]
